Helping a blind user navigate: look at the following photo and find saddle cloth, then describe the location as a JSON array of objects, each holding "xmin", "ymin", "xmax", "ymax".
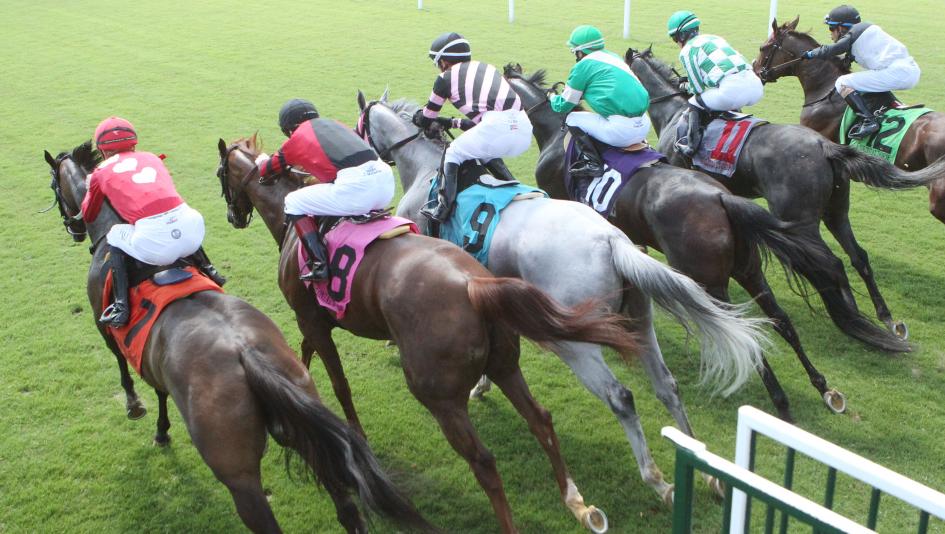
[
  {"xmin": 565, "ymin": 137, "xmax": 665, "ymax": 217},
  {"xmin": 691, "ymin": 116, "xmax": 767, "ymax": 177},
  {"xmin": 839, "ymin": 105, "xmax": 933, "ymax": 163},
  {"xmin": 429, "ymin": 165, "xmax": 546, "ymax": 267},
  {"xmin": 300, "ymin": 215, "xmax": 418, "ymax": 320},
  {"xmin": 102, "ymin": 266, "xmax": 223, "ymax": 375}
]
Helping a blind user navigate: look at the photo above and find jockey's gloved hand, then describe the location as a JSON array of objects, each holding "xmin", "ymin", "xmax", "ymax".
[
  {"xmin": 254, "ymin": 153, "xmax": 269, "ymax": 166},
  {"xmin": 435, "ymin": 117, "xmax": 454, "ymax": 129},
  {"xmin": 802, "ymin": 50, "xmax": 815, "ymax": 60},
  {"xmin": 411, "ymin": 109, "xmax": 429, "ymax": 128}
]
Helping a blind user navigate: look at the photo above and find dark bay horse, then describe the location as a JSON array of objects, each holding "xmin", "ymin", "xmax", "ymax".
[
  {"xmin": 753, "ymin": 17, "xmax": 945, "ymax": 225},
  {"xmin": 503, "ymin": 63, "xmax": 864, "ymax": 418},
  {"xmin": 216, "ymin": 135, "xmax": 646, "ymax": 533},
  {"xmin": 626, "ymin": 47, "xmax": 945, "ymax": 346},
  {"xmin": 44, "ymin": 142, "xmax": 432, "ymax": 534}
]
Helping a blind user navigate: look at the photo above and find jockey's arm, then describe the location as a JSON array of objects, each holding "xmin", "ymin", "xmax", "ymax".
[
  {"xmin": 806, "ymin": 23, "xmax": 870, "ymax": 60},
  {"xmin": 80, "ymin": 170, "xmax": 104, "ymax": 223},
  {"xmin": 550, "ymin": 62, "xmax": 589, "ymax": 113}
]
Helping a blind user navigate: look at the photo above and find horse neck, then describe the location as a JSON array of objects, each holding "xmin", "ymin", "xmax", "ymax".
[
  {"xmin": 391, "ymin": 139, "xmax": 441, "ymax": 191},
  {"xmin": 244, "ymin": 173, "xmax": 294, "ymax": 244},
  {"xmin": 62, "ymin": 164, "xmax": 117, "ymax": 251},
  {"xmin": 509, "ymin": 81, "xmax": 562, "ymax": 150},
  {"xmin": 635, "ymin": 59, "xmax": 687, "ymax": 134}
]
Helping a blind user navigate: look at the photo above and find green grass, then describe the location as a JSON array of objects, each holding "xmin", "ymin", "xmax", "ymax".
[{"xmin": 1, "ymin": 0, "xmax": 943, "ymax": 532}]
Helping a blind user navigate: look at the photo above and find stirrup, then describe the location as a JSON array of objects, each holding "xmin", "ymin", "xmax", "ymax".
[
  {"xmin": 848, "ymin": 120, "xmax": 880, "ymax": 140},
  {"xmin": 569, "ymin": 159, "xmax": 604, "ymax": 180},
  {"xmin": 674, "ymin": 138, "xmax": 696, "ymax": 157},
  {"xmin": 300, "ymin": 262, "xmax": 329, "ymax": 282},
  {"xmin": 100, "ymin": 302, "xmax": 130, "ymax": 327},
  {"xmin": 420, "ymin": 199, "xmax": 450, "ymax": 223}
]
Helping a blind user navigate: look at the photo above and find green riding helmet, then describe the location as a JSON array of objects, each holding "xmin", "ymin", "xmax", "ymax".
[
  {"xmin": 667, "ymin": 10, "xmax": 701, "ymax": 40},
  {"xmin": 567, "ymin": 25, "xmax": 605, "ymax": 53}
]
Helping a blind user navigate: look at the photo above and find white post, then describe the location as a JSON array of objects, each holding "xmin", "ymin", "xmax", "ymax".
[
  {"xmin": 418, "ymin": 0, "xmax": 422, "ymax": 9},
  {"xmin": 768, "ymin": 0, "xmax": 778, "ymax": 36},
  {"xmin": 623, "ymin": 0, "xmax": 631, "ymax": 39},
  {"xmin": 509, "ymin": 0, "xmax": 514, "ymax": 23}
]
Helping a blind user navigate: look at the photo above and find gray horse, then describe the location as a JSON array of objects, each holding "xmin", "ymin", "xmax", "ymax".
[{"xmin": 357, "ymin": 90, "xmax": 770, "ymax": 505}]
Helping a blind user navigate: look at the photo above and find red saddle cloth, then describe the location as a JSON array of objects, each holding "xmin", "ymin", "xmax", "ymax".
[{"xmin": 101, "ymin": 266, "xmax": 223, "ymax": 375}]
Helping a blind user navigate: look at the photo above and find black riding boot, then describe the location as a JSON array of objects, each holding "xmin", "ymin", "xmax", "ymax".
[
  {"xmin": 484, "ymin": 158, "xmax": 516, "ymax": 182},
  {"xmin": 675, "ymin": 104, "xmax": 707, "ymax": 157},
  {"xmin": 190, "ymin": 246, "xmax": 226, "ymax": 286},
  {"xmin": 420, "ymin": 162, "xmax": 460, "ymax": 223},
  {"xmin": 287, "ymin": 214, "xmax": 330, "ymax": 282},
  {"xmin": 567, "ymin": 126, "xmax": 604, "ymax": 179},
  {"xmin": 100, "ymin": 246, "xmax": 131, "ymax": 327},
  {"xmin": 845, "ymin": 91, "xmax": 881, "ymax": 139}
]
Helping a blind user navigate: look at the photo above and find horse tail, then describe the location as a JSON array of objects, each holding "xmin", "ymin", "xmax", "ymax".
[
  {"xmin": 606, "ymin": 232, "xmax": 767, "ymax": 396},
  {"xmin": 240, "ymin": 348, "xmax": 434, "ymax": 533},
  {"xmin": 466, "ymin": 277, "xmax": 639, "ymax": 361},
  {"xmin": 823, "ymin": 141, "xmax": 945, "ymax": 189},
  {"xmin": 718, "ymin": 194, "xmax": 912, "ymax": 353}
]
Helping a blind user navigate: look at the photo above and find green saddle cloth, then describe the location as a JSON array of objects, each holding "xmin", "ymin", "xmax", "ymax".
[{"xmin": 840, "ymin": 105, "xmax": 933, "ymax": 163}]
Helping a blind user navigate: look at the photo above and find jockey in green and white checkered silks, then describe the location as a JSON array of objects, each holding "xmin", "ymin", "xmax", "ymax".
[{"xmin": 550, "ymin": 25, "xmax": 652, "ymax": 149}]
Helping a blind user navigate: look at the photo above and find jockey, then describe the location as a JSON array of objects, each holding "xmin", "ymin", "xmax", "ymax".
[
  {"xmin": 667, "ymin": 10, "xmax": 764, "ymax": 156},
  {"xmin": 255, "ymin": 98, "xmax": 395, "ymax": 281},
  {"xmin": 413, "ymin": 32, "xmax": 533, "ymax": 222},
  {"xmin": 550, "ymin": 25, "xmax": 651, "ymax": 184},
  {"xmin": 81, "ymin": 116, "xmax": 225, "ymax": 327},
  {"xmin": 802, "ymin": 4, "xmax": 921, "ymax": 139}
]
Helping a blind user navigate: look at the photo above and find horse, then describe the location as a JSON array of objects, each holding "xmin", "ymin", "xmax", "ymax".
[
  {"xmin": 216, "ymin": 134, "xmax": 652, "ymax": 533},
  {"xmin": 43, "ymin": 141, "xmax": 433, "ymax": 534},
  {"xmin": 753, "ymin": 17, "xmax": 945, "ymax": 225},
  {"xmin": 626, "ymin": 47, "xmax": 945, "ymax": 345},
  {"xmin": 356, "ymin": 89, "xmax": 770, "ymax": 500}
]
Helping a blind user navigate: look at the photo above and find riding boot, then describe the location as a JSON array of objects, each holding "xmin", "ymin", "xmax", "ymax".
[
  {"xmin": 420, "ymin": 162, "xmax": 460, "ymax": 223},
  {"xmin": 845, "ymin": 91, "xmax": 881, "ymax": 139},
  {"xmin": 189, "ymin": 246, "xmax": 226, "ymax": 286},
  {"xmin": 674, "ymin": 104, "xmax": 707, "ymax": 157},
  {"xmin": 100, "ymin": 246, "xmax": 131, "ymax": 327},
  {"xmin": 287, "ymin": 214, "xmax": 330, "ymax": 282},
  {"xmin": 484, "ymin": 158, "xmax": 517, "ymax": 182},
  {"xmin": 567, "ymin": 126, "xmax": 604, "ymax": 179}
]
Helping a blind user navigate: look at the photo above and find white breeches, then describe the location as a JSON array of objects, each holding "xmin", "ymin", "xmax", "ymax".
[
  {"xmin": 283, "ymin": 159, "xmax": 395, "ymax": 216},
  {"xmin": 691, "ymin": 69, "xmax": 764, "ymax": 111},
  {"xmin": 835, "ymin": 58, "xmax": 921, "ymax": 93},
  {"xmin": 106, "ymin": 203, "xmax": 204, "ymax": 266},
  {"xmin": 444, "ymin": 109, "xmax": 533, "ymax": 166},
  {"xmin": 566, "ymin": 111, "xmax": 652, "ymax": 147}
]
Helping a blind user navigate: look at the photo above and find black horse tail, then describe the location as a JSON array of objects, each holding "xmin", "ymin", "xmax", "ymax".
[
  {"xmin": 718, "ymin": 193, "xmax": 911, "ymax": 353},
  {"xmin": 240, "ymin": 348, "xmax": 435, "ymax": 533},
  {"xmin": 823, "ymin": 141, "xmax": 945, "ymax": 189},
  {"xmin": 466, "ymin": 277, "xmax": 639, "ymax": 362}
]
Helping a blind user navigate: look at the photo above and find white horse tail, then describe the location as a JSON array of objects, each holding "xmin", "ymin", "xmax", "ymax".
[{"xmin": 608, "ymin": 232, "xmax": 769, "ymax": 396}]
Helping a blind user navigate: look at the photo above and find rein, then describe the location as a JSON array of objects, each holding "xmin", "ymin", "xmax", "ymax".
[
  {"xmin": 758, "ymin": 32, "xmax": 804, "ymax": 83},
  {"xmin": 650, "ymin": 90, "xmax": 688, "ymax": 104}
]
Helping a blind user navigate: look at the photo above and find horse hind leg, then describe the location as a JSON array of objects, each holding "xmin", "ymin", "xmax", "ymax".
[
  {"xmin": 154, "ymin": 390, "xmax": 171, "ymax": 446},
  {"xmin": 113, "ymin": 350, "xmax": 146, "ymax": 419},
  {"xmin": 489, "ymin": 358, "xmax": 609, "ymax": 533}
]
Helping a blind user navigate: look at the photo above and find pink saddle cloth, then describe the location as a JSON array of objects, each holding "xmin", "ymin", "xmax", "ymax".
[{"xmin": 299, "ymin": 216, "xmax": 418, "ymax": 319}]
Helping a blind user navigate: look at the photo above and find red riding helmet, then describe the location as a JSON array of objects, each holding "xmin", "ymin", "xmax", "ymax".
[{"xmin": 94, "ymin": 116, "xmax": 138, "ymax": 153}]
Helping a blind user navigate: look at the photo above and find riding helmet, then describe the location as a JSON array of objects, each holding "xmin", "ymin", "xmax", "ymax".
[
  {"xmin": 667, "ymin": 10, "xmax": 701, "ymax": 42},
  {"xmin": 278, "ymin": 98, "xmax": 319, "ymax": 137},
  {"xmin": 94, "ymin": 116, "xmax": 138, "ymax": 153},
  {"xmin": 429, "ymin": 32, "xmax": 471, "ymax": 64},
  {"xmin": 825, "ymin": 5, "xmax": 860, "ymax": 27},
  {"xmin": 567, "ymin": 25, "xmax": 605, "ymax": 54}
]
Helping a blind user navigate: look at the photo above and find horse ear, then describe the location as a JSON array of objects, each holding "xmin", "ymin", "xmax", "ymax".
[
  {"xmin": 218, "ymin": 139, "xmax": 227, "ymax": 158},
  {"xmin": 380, "ymin": 86, "xmax": 390, "ymax": 103},
  {"xmin": 357, "ymin": 90, "xmax": 366, "ymax": 111},
  {"xmin": 44, "ymin": 150, "xmax": 56, "ymax": 169},
  {"xmin": 624, "ymin": 47, "xmax": 635, "ymax": 64},
  {"xmin": 787, "ymin": 16, "xmax": 799, "ymax": 30}
]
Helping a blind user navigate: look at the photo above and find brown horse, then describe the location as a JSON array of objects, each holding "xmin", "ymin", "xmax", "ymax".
[
  {"xmin": 753, "ymin": 17, "xmax": 945, "ymax": 224},
  {"xmin": 44, "ymin": 142, "xmax": 433, "ymax": 534},
  {"xmin": 216, "ymin": 134, "xmax": 644, "ymax": 533}
]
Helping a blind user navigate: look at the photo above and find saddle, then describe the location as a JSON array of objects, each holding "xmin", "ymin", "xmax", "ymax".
[
  {"xmin": 318, "ymin": 208, "xmax": 393, "ymax": 234},
  {"xmin": 122, "ymin": 257, "xmax": 195, "ymax": 288}
]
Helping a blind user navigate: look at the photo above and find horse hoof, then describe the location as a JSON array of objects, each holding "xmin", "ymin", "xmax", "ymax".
[
  {"xmin": 153, "ymin": 435, "xmax": 171, "ymax": 447},
  {"xmin": 893, "ymin": 321, "xmax": 909, "ymax": 340},
  {"xmin": 384, "ymin": 340, "xmax": 396, "ymax": 348},
  {"xmin": 582, "ymin": 506, "xmax": 608, "ymax": 533},
  {"xmin": 469, "ymin": 376, "xmax": 492, "ymax": 400},
  {"xmin": 127, "ymin": 402, "xmax": 147, "ymax": 420},
  {"xmin": 661, "ymin": 485, "xmax": 675, "ymax": 506},
  {"xmin": 823, "ymin": 389, "xmax": 847, "ymax": 414},
  {"xmin": 707, "ymin": 477, "xmax": 726, "ymax": 498}
]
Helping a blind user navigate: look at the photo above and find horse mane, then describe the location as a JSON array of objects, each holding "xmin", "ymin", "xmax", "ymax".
[
  {"xmin": 502, "ymin": 63, "xmax": 549, "ymax": 90},
  {"xmin": 639, "ymin": 49, "xmax": 684, "ymax": 85},
  {"xmin": 387, "ymin": 98, "xmax": 420, "ymax": 114},
  {"xmin": 71, "ymin": 140, "xmax": 101, "ymax": 171}
]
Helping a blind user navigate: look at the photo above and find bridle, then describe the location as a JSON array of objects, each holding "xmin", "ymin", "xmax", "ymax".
[
  {"xmin": 47, "ymin": 153, "xmax": 88, "ymax": 241},
  {"xmin": 625, "ymin": 49, "xmax": 688, "ymax": 105},
  {"xmin": 757, "ymin": 30, "xmax": 805, "ymax": 84},
  {"xmin": 357, "ymin": 101, "xmax": 422, "ymax": 165},
  {"xmin": 216, "ymin": 143, "xmax": 256, "ymax": 227}
]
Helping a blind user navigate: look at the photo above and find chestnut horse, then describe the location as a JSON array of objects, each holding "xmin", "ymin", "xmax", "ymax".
[
  {"xmin": 753, "ymin": 17, "xmax": 945, "ymax": 225},
  {"xmin": 216, "ymin": 135, "xmax": 645, "ymax": 533},
  {"xmin": 44, "ymin": 142, "xmax": 432, "ymax": 534}
]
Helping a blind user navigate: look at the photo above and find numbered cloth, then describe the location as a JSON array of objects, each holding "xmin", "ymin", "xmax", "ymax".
[
  {"xmin": 839, "ymin": 105, "xmax": 933, "ymax": 163},
  {"xmin": 690, "ymin": 116, "xmax": 767, "ymax": 177},
  {"xmin": 565, "ymin": 139, "xmax": 665, "ymax": 217},
  {"xmin": 299, "ymin": 216, "xmax": 419, "ymax": 319},
  {"xmin": 102, "ymin": 266, "xmax": 224, "ymax": 375},
  {"xmin": 429, "ymin": 174, "xmax": 546, "ymax": 267}
]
